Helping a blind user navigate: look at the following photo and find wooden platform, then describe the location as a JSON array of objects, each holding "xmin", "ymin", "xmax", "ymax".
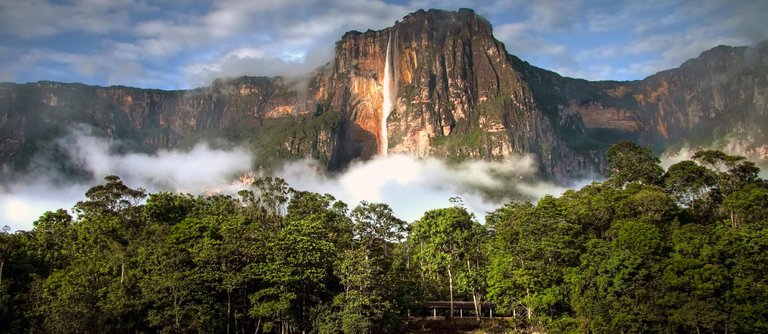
[
  {"xmin": 422, "ymin": 301, "xmax": 495, "ymax": 309},
  {"xmin": 413, "ymin": 301, "xmax": 497, "ymax": 319}
]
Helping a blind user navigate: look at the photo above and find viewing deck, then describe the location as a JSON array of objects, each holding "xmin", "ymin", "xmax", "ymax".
[{"xmin": 414, "ymin": 301, "xmax": 497, "ymax": 319}]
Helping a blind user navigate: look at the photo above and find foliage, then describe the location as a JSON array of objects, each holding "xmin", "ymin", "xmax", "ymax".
[
  {"xmin": 1, "ymin": 144, "xmax": 767, "ymax": 333},
  {"xmin": 606, "ymin": 141, "xmax": 665, "ymax": 186},
  {"xmin": 408, "ymin": 206, "xmax": 486, "ymax": 319}
]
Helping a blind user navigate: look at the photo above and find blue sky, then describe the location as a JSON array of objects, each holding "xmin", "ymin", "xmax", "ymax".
[{"xmin": 1, "ymin": 0, "xmax": 766, "ymax": 90}]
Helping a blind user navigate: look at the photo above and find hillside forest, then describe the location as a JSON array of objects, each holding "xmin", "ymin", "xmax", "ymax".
[{"xmin": 1, "ymin": 142, "xmax": 767, "ymax": 333}]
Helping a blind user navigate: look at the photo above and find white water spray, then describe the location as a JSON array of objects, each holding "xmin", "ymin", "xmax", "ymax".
[{"xmin": 381, "ymin": 30, "xmax": 397, "ymax": 155}]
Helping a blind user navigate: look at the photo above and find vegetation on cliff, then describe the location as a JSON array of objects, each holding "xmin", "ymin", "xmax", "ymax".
[
  {"xmin": 1, "ymin": 142, "xmax": 767, "ymax": 333},
  {"xmin": 4, "ymin": 11, "xmax": 766, "ymax": 184}
]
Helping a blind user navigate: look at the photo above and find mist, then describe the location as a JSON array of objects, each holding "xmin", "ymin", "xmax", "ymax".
[
  {"xmin": 277, "ymin": 154, "xmax": 576, "ymax": 223},
  {"xmin": 59, "ymin": 128, "xmax": 253, "ymax": 192},
  {"xmin": 6, "ymin": 125, "xmax": 766, "ymax": 232},
  {"xmin": 660, "ymin": 137, "xmax": 768, "ymax": 179},
  {"xmin": 0, "ymin": 126, "xmax": 579, "ymax": 231},
  {"xmin": 185, "ymin": 44, "xmax": 335, "ymax": 88},
  {"xmin": 0, "ymin": 127, "xmax": 254, "ymax": 231}
]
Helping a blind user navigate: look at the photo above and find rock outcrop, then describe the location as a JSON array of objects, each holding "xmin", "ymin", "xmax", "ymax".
[
  {"xmin": 0, "ymin": 77, "xmax": 337, "ymax": 177},
  {"xmin": 309, "ymin": 9, "xmax": 601, "ymax": 178},
  {"xmin": 546, "ymin": 43, "xmax": 768, "ymax": 160},
  {"xmin": 1, "ymin": 9, "xmax": 767, "ymax": 182}
]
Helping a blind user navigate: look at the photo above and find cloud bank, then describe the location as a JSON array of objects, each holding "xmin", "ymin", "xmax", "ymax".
[
  {"xmin": 0, "ymin": 127, "xmax": 575, "ymax": 231},
  {"xmin": 4, "ymin": 125, "xmax": 765, "ymax": 232},
  {"xmin": 59, "ymin": 129, "xmax": 253, "ymax": 192},
  {"xmin": 660, "ymin": 138, "xmax": 768, "ymax": 179},
  {"xmin": 0, "ymin": 128, "xmax": 254, "ymax": 231},
  {"xmin": 276, "ymin": 154, "xmax": 574, "ymax": 223}
]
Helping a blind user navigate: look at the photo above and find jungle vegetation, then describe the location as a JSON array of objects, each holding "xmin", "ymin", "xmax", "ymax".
[{"xmin": 1, "ymin": 142, "xmax": 767, "ymax": 333}]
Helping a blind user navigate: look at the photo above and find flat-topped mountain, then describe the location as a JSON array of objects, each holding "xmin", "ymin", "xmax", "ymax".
[{"xmin": 1, "ymin": 9, "xmax": 766, "ymax": 181}]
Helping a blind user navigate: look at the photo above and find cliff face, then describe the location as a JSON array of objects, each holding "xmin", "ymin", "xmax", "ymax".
[
  {"xmin": 633, "ymin": 44, "xmax": 768, "ymax": 148},
  {"xmin": 0, "ymin": 77, "xmax": 338, "ymax": 177},
  {"xmin": 556, "ymin": 43, "xmax": 768, "ymax": 160},
  {"xmin": 322, "ymin": 9, "xmax": 599, "ymax": 178},
  {"xmin": 1, "ymin": 9, "xmax": 767, "ymax": 182}
]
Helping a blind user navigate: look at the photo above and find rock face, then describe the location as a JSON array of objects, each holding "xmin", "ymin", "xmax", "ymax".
[
  {"xmin": 544, "ymin": 43, "xmax": 768, "ymax": 162},
  {"xmin": 277, "ymin": 8, "xmax": 600, "ymax": 178},
  {"xmin": 1, "ymin": 9, "xmax": 767, "ymax": 182},
  {"xmin": 0, "ymin": 77, "xmax": 338, "ymax": 177}
]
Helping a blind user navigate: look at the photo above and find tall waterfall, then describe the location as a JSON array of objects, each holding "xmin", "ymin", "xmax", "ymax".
[{"xmin": 381, "ymin": 30, "xmax": 397, "ymax": 155}]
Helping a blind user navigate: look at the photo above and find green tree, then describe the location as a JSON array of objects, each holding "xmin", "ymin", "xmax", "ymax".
[
  {"xmin": 606, "ymin": 141, "xmax": 664, "ymax": 187},
  {"xmin": 723, "ymin": 183, "xmax": 768, "ymax": 227},
  {"xmin": 239, "ymin": 176, "xmax": 294, "ymax": 230},
  {"xmin": 691, "ymin": 150, "xmax": 741, "ymax": 173},
  {"xmin": 350, "ymin": 201, "xmax": 406, "ymax": 257},
  {"xmin": 486, "ymin": 197, "xmax": 581, "ymax": 330},
  {"xmin": 662, "ymin": 223, "xmax": 729, "ymax": 333},
  {"xmin": 140, "ymin": 219, "xmax": 214, "ymax": 332},
  {"xmin": 664, "ymin": 160, "xmax": 716, "ymax": 209},
  {"xmin": 34, "ymin": 176, "xmax": 149, "ymax": 333},
  {"xmin": 317, "ymin": 202, "xmax": 408, "ymax": 333},
  {"xmin": 251, "ymin": 191, "xmax": 345, "ymax": 333},
  {"xmin": 409, "ymin": 206, "xmax": 479, "ymax": 318},
  {"xmin": 251, "ymin": 216, "xmax": 335, "ymax": 333},
  {"xmin": 692, "ymin": 150, "xmax": 759, "ymax": 196},
  {"xmin": 75, "ymin": 175, "xmax": 146, "ymax": 217},
  {"xmin": 143, "ymin": 191, "xmax": 195, "ymax": 225},
  {"xmin": 331, "ymin": 247, "xmax": 391, "ymax": 334},
  {"xmin": 571, "ymin": 220, "xmax": 666, "ymax": 333},
  {"xmin": 1, "ymin": 227, "xmax": 48, "ymax": 332},
  {"xmin": 29, "ymin": 209, "xmax": 74, "ymax": 274}
]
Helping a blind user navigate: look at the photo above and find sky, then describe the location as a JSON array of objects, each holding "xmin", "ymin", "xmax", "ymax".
[{"xmin": 1, "ymin": 0, "xmax": 766, "ymax": 90}]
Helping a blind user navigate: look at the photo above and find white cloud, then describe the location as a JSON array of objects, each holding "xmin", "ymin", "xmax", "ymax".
[
  {"xmin": 277, "ymin": 153, "xmax": 570, "ymax": 222},
  {"xmin": 129, "ymin": 0, "xmax": 406, "ymax": 59},
  {"xmin": 615, "ymin": 25, "xmax": 749, "ymax": 78},
  {"xmin": 528, "ymin": 0, "xmax": 582, "ymax": 31},
  {"xmin": 0, "ymin": 126, "xmax": 581, "ymax": 231},
  {"xmin": 604, "ymin": 0, "xmax": 766, "ymax": 78},
  {"xmin": 0, "ymin": 183, "xmax": 91, "ymax": 232},
  {"xmin": 109, "ymin": 0, "xmax": 410, "ymax": 86},
  {"xmin": 171, "ymin": 0, "xmax": 410, "ymax": 85},
  {"xmin": 2, "ymin": 1, "xmax": 768, "ymax": 88},
  {"xmin": 493, "ymin": 0, "xmax": 768, "ymax": 80},
  {"xmin": 495, "ymin": 22, "xmax": 577, "ymax": 72},
  {"xmin": 183, "ymin": 44, "xmax": 334, "ymax": 86},
  {"xmin": 0, "ymin": 47, "xmax": 168, "ymax": 88},
  {"xmin": 0, "ymin": 0, "xmax": 149, "ymax": 38},
  {"xmin": 60, "ymin": 128, "xmax": 253, "ymax": 192},
  {"xmin": 0, "ymin": 127, "xmax": 255, "ymax": 231},
  {"xmin": 490, "ymin": 0, "xmax": 584, "ymax": 73}
]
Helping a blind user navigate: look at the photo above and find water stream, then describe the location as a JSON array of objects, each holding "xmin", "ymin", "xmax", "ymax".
[{"xmin": 381, "ymin": 30, "xmax": 397, "ymax": 155}]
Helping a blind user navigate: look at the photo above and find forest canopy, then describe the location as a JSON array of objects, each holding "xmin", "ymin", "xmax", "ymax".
[{"xmin": 1, "ymin": 142, "xmax": 767, "ymax": 333}]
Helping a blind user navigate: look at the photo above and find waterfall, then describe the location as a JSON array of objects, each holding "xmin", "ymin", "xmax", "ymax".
[{"xmin": 381, "ymin": 30, "xmax": 397, "ymax": 155}]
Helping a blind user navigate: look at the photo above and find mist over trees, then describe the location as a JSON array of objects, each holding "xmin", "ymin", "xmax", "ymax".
[{"xmin": 1, "ymin": 142, "xmax": 767, "ymax": 333}]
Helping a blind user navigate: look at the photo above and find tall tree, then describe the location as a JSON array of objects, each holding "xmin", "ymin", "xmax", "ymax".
[
  {"xmin": 409, "ymin": 206, "xmax": 478, "ymax": 318},
  {"xmin": 251, "ymin": 191, "xmax": 345, "ymax": 333},
  {"xmin": 350, "ymin": 201, "xmax": 406, "ymax": 257},
  {"xmin": 664, "ymin": 160, "xmax": 716, "ymax": 209},
  {"xmin": 486, "ymin": 197, "xmax": 582, "ymax": 329},
  {"xmin": 251, "ymin": 216, "xmax": 335, "ymax": 333},
  {"xmin": 571, "ymin": 220, "xmax": 666, "ymax": 333},
  {"xmin": 606, "ymin": 141, "xmax": 664, "ymax": 187}
]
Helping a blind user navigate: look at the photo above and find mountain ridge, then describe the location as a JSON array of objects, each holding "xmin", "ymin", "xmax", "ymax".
[{"xmin": 1, "ymin": 8, "xmax": 766, "ymax": 182}]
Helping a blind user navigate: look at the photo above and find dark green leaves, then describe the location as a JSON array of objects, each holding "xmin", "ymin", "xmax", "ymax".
[{"xmin": 606, "ymin": 141, "xmax": 664, "ymax": 186}]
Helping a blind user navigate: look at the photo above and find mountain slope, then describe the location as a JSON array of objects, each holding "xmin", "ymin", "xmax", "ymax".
[{"xmin": 1, "ymin": 9, "xmax": 766, "ymax": 182}]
